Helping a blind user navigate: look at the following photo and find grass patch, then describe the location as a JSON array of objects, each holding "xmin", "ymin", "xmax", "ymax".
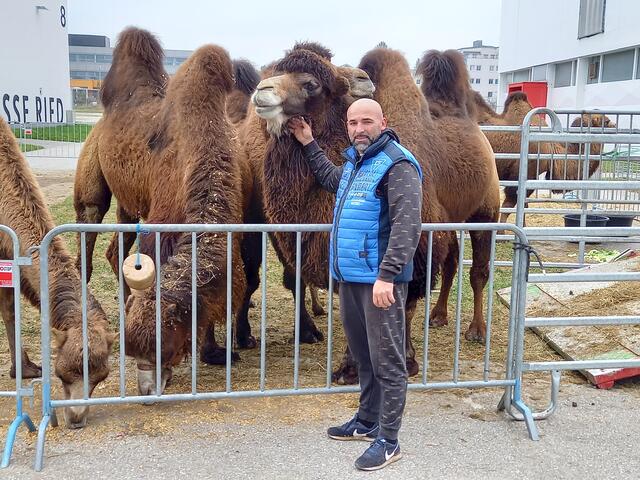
[
  {"xmin": 18, "ymin": 143, "xmax": 44, "ymax": 152},
  {"xmin": 12, "ymin": 124, "xmax": 93, "ymax": 143}
]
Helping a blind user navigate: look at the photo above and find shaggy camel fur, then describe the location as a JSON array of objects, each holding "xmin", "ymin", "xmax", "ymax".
[
  {"xmin": 468, "ymin": 91, "xmax": 613, "ymax": 223},
  {"xmin": 226, "ymin": 59, "xmax": 261, "ymax": 125},
  {"xmin": 73, "ymin": 28, "xmax": 245, "ymax": 395},
  {"xmin": 0, "ymin": 117, "xmax": 114, "ymax": 428}
]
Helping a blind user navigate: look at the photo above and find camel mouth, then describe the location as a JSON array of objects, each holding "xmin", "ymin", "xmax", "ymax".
[{"xmin": 254, "ymin": 105, "xmax": 284, "ymax": 119}]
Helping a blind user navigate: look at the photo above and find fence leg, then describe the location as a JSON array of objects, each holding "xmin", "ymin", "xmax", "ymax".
[
  {"xmin": 1, "ymin": 413, "xmax": 36, "ymax": 469},
  {"xmin": 34, "ymin": 414, "xmax": 52, "ymax": 471},
  {"xmin": 512, "ymin": 378, "xmax": 540, "ymax": 441}
]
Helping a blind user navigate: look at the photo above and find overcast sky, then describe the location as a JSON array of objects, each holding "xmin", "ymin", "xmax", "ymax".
[{"xmin": 68, "ymin": 0, "xmax": 502, "ymax": 67}]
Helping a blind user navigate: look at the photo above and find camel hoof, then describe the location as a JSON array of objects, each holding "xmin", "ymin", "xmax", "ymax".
[
  {"xmin": 299, "ymin": 327, "xmax": 324, "ymax": 344},
  {"xmin": 429, "ymin": 313, "xmax": 449, "ymax": 328},
  {"xmin": 312, "ymin": 305, "xmax": 326, "ymax": 316},
  {"xmin": 464, "ymin": 325, "xmax": 486, "ymax": 343},
  {"xmin": 200, "ymin": 347, "xmax": 241, "ymax": 365},
  {"xmin": 10, "ymin": 361, "xmax": 42, "ymax": 379},
  {"xmin": 406, "ymin": 357, "xmax": 419, "ymax": 377},
  {"xmin": 237, "ymin": 334, "xmax": 257, "ymax": 350},
  {"xmin": 332, "ymin": 364, "xmax": 359, "ymax": 385}
]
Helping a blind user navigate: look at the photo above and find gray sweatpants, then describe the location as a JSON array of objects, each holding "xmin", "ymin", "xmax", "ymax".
[{"xmin": 339, "ymin": 281, "xmax": 408, "ymax": 441}]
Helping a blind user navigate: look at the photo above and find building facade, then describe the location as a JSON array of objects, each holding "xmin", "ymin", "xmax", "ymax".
[
  {"xmin": 459, "ymin": 40, "xmax": 500, "ymax": 109},
  {"xmin": 499, "ymin": 0, "xmax": 640, "ymax": 112},
  {"xmin": 69, "ymin": 34, "xmax": 192, "ymax": 107},
  {"xmin": 1, "ymin": 1, "xmax": 71, "ymax": 124}
]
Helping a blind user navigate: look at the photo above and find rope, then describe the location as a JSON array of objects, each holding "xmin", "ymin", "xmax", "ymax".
[
  {"xmin": 513, "ymin": 242, "xmax": 546, "ymax": 278},
  {"xmin": 134, "ymin": 223, "xmax": 150, "ymax": 268}
]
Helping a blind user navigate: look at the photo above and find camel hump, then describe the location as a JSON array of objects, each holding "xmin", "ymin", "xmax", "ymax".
[
  {"xmin": 503, "ymin": 91, "xmax": 530, "ymax": 111},
  {"xmin": 233, "ymin": 59, "xmax": 261, "ymax": 96},
  {"xmin": 418, "ymin": 49, "xmax": 470, "ymax": 116},
  {"xmin": 101, "ymin": 27, "xmax": 167, "ymax": 110}
]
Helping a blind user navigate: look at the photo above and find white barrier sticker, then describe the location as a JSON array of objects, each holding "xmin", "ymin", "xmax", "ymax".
[{"xmin": 0, "ymin": 261, "xmax": 13, "ymax": 287}]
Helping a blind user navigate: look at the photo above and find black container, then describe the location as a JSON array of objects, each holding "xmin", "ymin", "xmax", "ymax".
[
  {"xmin": 563, "ymin": 214, "xmax": 610, "ymax": 228},
  {"xmin": 605, "ymin": 214, "xmax": 637, "ymax": 228}
]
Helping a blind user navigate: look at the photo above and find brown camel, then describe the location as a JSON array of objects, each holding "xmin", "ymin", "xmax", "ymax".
[
  {"xmin": 467, "ymin": 91, "xmax": 613, "ymax": 223},
  {"xmin": 236, "ymin": 42, "xmax": 375, "ymax": 346},
  {"xmin": 73, "ymin": 28, "xmax": 246, "ymax": 395},
  {"xmin": 0, "ymin": 117, "xmax": 114, "ymax": 428},
  {"xmin": 226, "ymin": 59, "xmax": 262, "ymax": 125}
]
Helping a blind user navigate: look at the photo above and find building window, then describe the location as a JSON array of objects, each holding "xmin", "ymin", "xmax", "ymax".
[
  {"xmin": 554, "ymin": 61, "xmax": 573, "ymax": 87},
  {"xmin": 469, "ymin": 78, "xmax": 475, "ymax": 84},
  {"xmin": 513, "ymin": 69, "xmax": 531, "ymax": 82},
  {"xmin": 488, "ymin": 79, "xmax": 493, "ymax": 84},
  {"xmin": 587, "ymin": 55, "xmax": 601, "ymax": 84},
  {"xmin": 469, "ymin": 64, "xmax": 474, "ymax": 70},
  {"xmin": 476, "ymin": 65, "xmax": 481, "ymax": 71},
  {"xmin": 531, "ymin": 64, "xmax": 548, "ymax": 81},
  {"xmin": 578, "ymin": 0, "xmax": 606, "ymax": 39},
  {"xmin": 489, "ymin": 65, "xmax": 495, "ymax": 71},
  {"xmin": 601, "ymin": 49, "xmax": 635, "ymax": 82},
  {"xmin": 69, "ymin": 53, "xmax": 78, "ymax": 62},
  {"xmin": 96, "ymin": 54, "xmax": 112, "ymax": 63},
  {"xmin": 495, "ymin": 78, "xmax": 499, "ymax": 84},
  {"xmin": 75, "ymin": 54, "xmax": 97, "ymax": 63},
  {"xmin": 488, "ymin": 92, "xmax": 493, "ymax": 97},
  {"xmin": 475, "ymin": 78, "xmax": 481, "ymax": 84}
]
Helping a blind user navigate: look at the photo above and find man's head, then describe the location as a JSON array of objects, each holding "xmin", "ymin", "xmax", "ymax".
[{"xmin": 346, "ymin": 98, "xmax": 387, "ymax": 154}]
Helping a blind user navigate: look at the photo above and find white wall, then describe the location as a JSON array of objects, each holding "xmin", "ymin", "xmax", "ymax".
[
  {"xmin": 500, "ymin": 0, "xmax": 640, "ymax": 72},
  {"xmin": 0, "ymin": 0, "xmax": 71, "ymax": 124}
]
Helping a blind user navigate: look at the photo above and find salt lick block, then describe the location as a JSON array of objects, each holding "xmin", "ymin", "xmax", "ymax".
[{"xmin": 122, "ymin": 253, "xmax": 156, "ymax": 292}]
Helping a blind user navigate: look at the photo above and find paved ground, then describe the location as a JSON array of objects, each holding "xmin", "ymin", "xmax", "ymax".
[
  {"xmin": 3, "ymin": 380, "xmax": 640, "ymax": 479},
  {"xmin": 18, "ymin": 140, "xmax": 82, "ymax": 171}
]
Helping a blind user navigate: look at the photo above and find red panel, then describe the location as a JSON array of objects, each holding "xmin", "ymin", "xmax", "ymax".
[{"xmin": 508, "ymin": 81, "xmax": 548, "ymax": 108}]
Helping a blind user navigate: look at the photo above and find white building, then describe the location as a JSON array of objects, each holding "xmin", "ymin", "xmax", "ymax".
[
  {"xmin": 0, "ymin": 1, "xmax": 71, "ymax": 124},
  {"xmin": 499, "ymin": 0, "xmax": 640, "ymax": 112},
  {"xmin": 459, "ymin": 40, "xmax": 500, "ymax": 109}
]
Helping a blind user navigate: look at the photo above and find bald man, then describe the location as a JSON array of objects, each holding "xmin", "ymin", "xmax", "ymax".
[{"xmin": 288, "ymin": 98, "xmax": 422, "ymax": 471}]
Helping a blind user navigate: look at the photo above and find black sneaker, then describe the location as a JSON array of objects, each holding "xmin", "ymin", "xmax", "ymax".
[
  {"xmin": 327, "ymin": 415, "xmax": 379, "ymax": 441},
  {"xmin": 354, "ymin": 438, "xmax": 402, "ymax": 471}
]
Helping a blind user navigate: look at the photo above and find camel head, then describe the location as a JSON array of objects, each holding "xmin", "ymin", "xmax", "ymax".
[
  {"xmin": 501, "ymin": 92, "xmax": 533, "ymax": 124},
  {"xmin": 124, "ymin": 295, "xmax": 189, "ymax": 396},
  {"xmin": 252, "ymin": 49, "xmax": 373, "ymax": 136},
  {"xmin": 51, "ymin": 315, "xmax": 115, "ymax": 429},
  {"xmin": 338, "ymin": 66, "xmax": 376, "ymax": 101}
]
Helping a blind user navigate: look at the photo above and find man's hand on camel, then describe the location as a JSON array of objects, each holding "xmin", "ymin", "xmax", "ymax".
[{"xmin": 287, "ymin": 116, "xmax": 314, "ymax": 146}]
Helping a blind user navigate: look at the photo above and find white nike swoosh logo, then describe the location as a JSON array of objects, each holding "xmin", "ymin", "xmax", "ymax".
[
  {"xmin": 353, "ymin": 429, "xmax": 368, "ymax": 437},
  {"xmin": 385, "ymin": 446, "xmax": 397, "ymax": 461}
]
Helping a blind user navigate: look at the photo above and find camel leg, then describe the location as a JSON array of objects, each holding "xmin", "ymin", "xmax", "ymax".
[
  {"xmin": 283, "ymin": 267, "xmax": 324, "ymax": 343},
  {"xmin": 74, "ymin": 179, "xmax": 112, "ymax": 282},
  {"xmin": 0, "ymin": 289, "xmax": 41, "ymax": 379},
  {"xmin": 235, "ymin": 232, "xmax": 260, "ymax": 349},
  {"xmin": 429, "ymin": 233, "xmax": 459, "ymax": 327},
  {"xmin": 309, "ymin": 285, "xmax": 326, "ymax": 316},
  {"xmin": 105, "ymin": 203, "xmax": 138, "ymax": 301},
  {"xmin": 465, "ymin": 222, "xmax": 496, "ymax": 343},
  {"xmin": 199, "ymin": 322, "xmax": 240, "ymax": 365}
]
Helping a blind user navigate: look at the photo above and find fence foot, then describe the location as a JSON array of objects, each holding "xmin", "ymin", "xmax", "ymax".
[
  {"xmin": 0, "ymin": 414, "xmax": 36, "ymax": 469},
  {"xmin": 34, "ymin": 414, "xmax": 52, "ymax": 472}
]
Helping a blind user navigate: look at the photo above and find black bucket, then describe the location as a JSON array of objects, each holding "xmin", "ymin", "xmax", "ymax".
[
  {"xmin": 563, "ymin": 214, "xmax": 609, "ymax": 228},
  {"xmin": 605, "ymin": 214, "xmax": 637, "ymax": 228}
]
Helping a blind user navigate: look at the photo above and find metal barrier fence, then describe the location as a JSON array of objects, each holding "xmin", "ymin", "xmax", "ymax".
[
  {"xmin": 31, "ymin": 222, "xmax": 532, "ymax": 470},
  {"xmin": 9, "ymin": 122, "xmax": 93, "ymax": 160},
  {"xmin": 0, "ymin": 226, "xmax": 36, "ymax": 469}
]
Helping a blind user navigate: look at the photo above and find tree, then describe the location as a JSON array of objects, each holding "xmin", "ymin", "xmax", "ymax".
[{"xmin": 376, "ymin": 41, "xmax": 388, "ymax": 49}]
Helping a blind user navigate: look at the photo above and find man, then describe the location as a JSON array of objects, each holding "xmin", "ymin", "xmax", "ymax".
[{"xmin": 288, "ymin": 98, "xmax": 422, "ymax": 471}]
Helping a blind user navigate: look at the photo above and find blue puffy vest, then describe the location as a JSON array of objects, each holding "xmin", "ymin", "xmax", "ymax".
[{"xmin": 330, "ymin": 130, "xmax": 422, "ymax": 284}]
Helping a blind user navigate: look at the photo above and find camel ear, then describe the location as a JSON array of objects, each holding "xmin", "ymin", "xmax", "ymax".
[
  {"xmin": 51, "ymin": 328, "xmax": 67, "ymax": 349},
  {"xmin": 334, "ymin": 76, "xmax": 350, "ymax": 97}
]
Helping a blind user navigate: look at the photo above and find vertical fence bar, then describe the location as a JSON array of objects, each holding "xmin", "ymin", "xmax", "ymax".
[
  {"xmin": 293, "ymin": 232, "xmax": 302, "ymax": 389},
  {"xmin": 260, "ymin": 232, "xmax": 268, "ymax": 392},
  {"xmin": 191, "ymin": 232, "xmax": 197, "ymax": 395},
  {"xmin": 483, "ymin": 230, "xmax": 497, "ymax": 382},
  {"xmin": 422, "ymin": 230, "xmax": 433, "ymax": 385},
  {"xmin": 155, "ymin": 232, "xmax": 161, "ymax": 396},
  {"xmin": 226, "ymin": 232, "xmax": 233, "ymax": 393},
  {"xmin": 453, "ymin": 230, "xmax": 465, "ymax": 383},
  {"xmin": 325, "ymin": 274, "xmax": 334, "ymax": 388},
  {"xmin": 80, "ymin": 232, "xmax": 89, "ymax": 400},
  {"xmin": 118, "ymin": 233, "xmax": 126, "ymax": 397}
]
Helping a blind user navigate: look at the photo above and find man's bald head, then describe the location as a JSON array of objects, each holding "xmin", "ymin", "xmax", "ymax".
[{"xmin": 346, "ymin": 99, "xmax": 387, "ymax": 154}]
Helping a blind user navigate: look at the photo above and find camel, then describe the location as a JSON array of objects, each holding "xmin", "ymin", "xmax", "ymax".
[
  {"xmin": 467, "ymin": 91, "xmax": 613, "ymax": 223},
  {"xmin": 236, "ymin": 42, "xmax": 375, "ymax": 346},
  {"xmin": 251, "ymin": 46, "xmax": 498, "ymax": 383},
  {"xmin": 73, "ymin": 28, "xmax": 246, "ymax": 395},
  {"xmin": 0, "ymin": 117, "xmax": 114, "ymax": 428},
  {"xmin": 227, "ymin": 59, "xmax": 262, "ymax": 125}
]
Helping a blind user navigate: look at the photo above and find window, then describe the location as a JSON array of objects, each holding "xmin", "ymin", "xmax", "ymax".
[
  {"xmin": 488, "ymin": 92, "xmax": 493, "ymax": 97},
  {"xmin": 476, "ymin": 65, "xmax": 482, "ymax": 71},
  {"xmin": 96, "ymin": 54, "xmax": 112, "ymax": 63},
  {"xmin": 69, "ymin": 53, "xmax": 78, "ymax": 62},
  {"xmin": 601, "ymin": 49, "xmax": 635, "ymax": 82},
  {"xmin": 475, "ymin": 78, "xmax": 481, "ymax": 84},
  {"xmin": 75, "ymin": 54, "xmax": 96, "ymax": 63},
  {"xmin": 495, "ymin": 78, "xmax": 499, "ymax": 84},
  {"xmin": 483, "ymin": 54, "xmax": 488, "ymax": 59},
  {"xmin": 555, "ymin": 61, "xmax": 573, "ymax": 87},
  {"xmin": 469, "ymin": 78, "xmax": 475, "ymax": 84},
  {"xmin": 587, "ymin": 55, "xmax": 600, "ymax": 84},
  {"xmin": 469, "ymin": 64, "xmax": 474, "ymax": 70},
  {"xmin": 488, "ymin": 79, "xmax": 493, "ymax": 84},
  {"xmin": 513, "ymin": 69, "xmax": 531, "ymax": 82},
  {"xmin": 489, "ymin": 65, "xmax": 495, "ymax": 71},
  {"xmin": 578, "ymin": 0, "xmax": 606, "ymax": 39},
  {"xmin": 531, "ymin": 64, "xmax": 548, "ymax": 81}
]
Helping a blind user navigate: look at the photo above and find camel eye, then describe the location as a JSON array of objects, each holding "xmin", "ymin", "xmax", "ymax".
[{"xmin": 304, "ymin": 80, "xmax": 319, "ymax": 92}]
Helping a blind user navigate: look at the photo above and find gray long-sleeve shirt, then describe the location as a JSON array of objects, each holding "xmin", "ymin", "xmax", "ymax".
[{"xmin": 302, "ymin": 140, "xmax": 422, "ymax": 282}]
